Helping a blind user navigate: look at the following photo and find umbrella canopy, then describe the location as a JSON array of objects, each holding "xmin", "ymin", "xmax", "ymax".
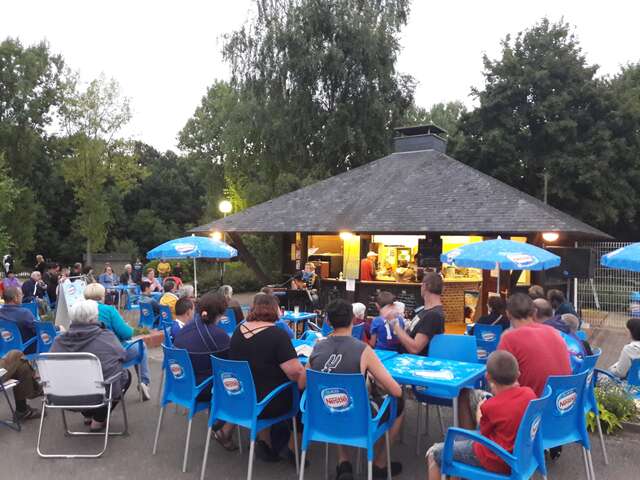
[
  {"xmin": 440, "ymin": 238, "xmax": 561, "ymax": 271},
  {"xmin": 601, "ymin": 243, "xmax": 640, "ymax": 272},
  {"xmin": 146, "ymin": 235, "xmax": 237, "ymax": 260}
]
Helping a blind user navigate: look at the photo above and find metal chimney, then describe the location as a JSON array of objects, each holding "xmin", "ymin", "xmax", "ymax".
[{"xmin": 393, "ymin": 124, "xmax": 448, "ymax": 153}]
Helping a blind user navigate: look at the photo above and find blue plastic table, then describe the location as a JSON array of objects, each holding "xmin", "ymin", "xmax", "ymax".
[
  {"xmin": 281, "ymin": 311, "xmax": 317, "ymax": 339},
  {"xmin": 292, "ymin": 338, "xmax": 317, "ymax": 365},
  {"xmin": 375, "ymin": 350, "xmax": 399, "ymax": 362},
  {"xmin": 105, "ymin": 284, "xmax": 138, "ymax": 310},
  {"xmin": 383, "ymin": 354, "xmax": 486, "ymax": 427}
]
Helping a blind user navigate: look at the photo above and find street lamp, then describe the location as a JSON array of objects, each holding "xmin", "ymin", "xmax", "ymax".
[{"xmin": 219, "ymin": 200, "xmax": 232, "ymax": 216}]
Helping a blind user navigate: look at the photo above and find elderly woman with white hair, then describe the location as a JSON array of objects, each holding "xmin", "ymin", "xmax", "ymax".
[
  {"xmin": 51, "ymin": 299, "xmax": 131, "ymax": 431},
  {"xmin": 219, "ymin": 284, "xmax": 244, "ymax": 323},
  {"xmin": 352, "ymin": 302, "xmax": 366, "ymax": 325},
  {"xmin": 84, "ymin": 282, "xmax": 152, "ymax": 400}
]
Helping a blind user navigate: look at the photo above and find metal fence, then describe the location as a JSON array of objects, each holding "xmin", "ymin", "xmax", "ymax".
[{"xmin": 577, "ymin": 241, "xmax": 640, "ymax": 329}]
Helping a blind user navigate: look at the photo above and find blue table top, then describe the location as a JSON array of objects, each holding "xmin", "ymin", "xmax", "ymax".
[
  {"xmin": 292, "ymin": 337, "xmax": 399, "ymax": 367},
  {"xmin": 383, "ymin": 354, "xmax": 486, "ymax": 398},
  {"xmin": 281, "ymin": 311, "xmax": 317, "ymax": 322},
  {"xmin": 375, "ymin": 350, "xmax": 399, "ymax": 362}
]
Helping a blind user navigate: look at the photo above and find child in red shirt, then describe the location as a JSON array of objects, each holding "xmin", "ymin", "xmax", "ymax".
[{"xmin": 426, "ymin": 350, "xmax": 536, "ymax": 478}]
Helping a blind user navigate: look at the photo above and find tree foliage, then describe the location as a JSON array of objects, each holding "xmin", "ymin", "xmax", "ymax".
[{"xmin": 454, "ymin": 19, "xmax": 640, "ymax": 236}]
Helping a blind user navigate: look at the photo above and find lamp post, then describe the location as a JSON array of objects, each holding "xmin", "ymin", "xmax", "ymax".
[{"xmin": 218, "ymin": 200, "xmax": 233, "ymax": 284}]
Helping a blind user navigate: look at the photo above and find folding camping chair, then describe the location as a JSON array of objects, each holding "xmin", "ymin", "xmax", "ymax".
[{"xmin": 0, "ymin": 367, "xmax": 21, "ymax": 431}]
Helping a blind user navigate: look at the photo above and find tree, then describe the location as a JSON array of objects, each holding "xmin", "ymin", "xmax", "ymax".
[
  {"xmin": 454, "ymin": 18, "xmax": 638, "ymax": 234},
  {"xmin": 61, "ymin": 75, "xmax": 144, "ymax": 264},
  {"xmin": 0, "ymin": 154, "xmax": 21, "ymax": 254},
  {"xmin": 0, "ymin": 38, "xmax": 70, "ymax": 259}
]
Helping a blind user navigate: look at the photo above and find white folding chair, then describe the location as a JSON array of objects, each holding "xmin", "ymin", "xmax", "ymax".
[
  {"xmin": 35, "ymin": 352, "xmax": 129, "ymax": 458},
  {"xmin": 0, "ymin": 367, "xmax": 21, "ymax": 431}
]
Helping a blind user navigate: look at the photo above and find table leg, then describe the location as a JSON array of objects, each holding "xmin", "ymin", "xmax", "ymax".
[{"xmin": 452, "ymin": 396, "xmax": 459, "ymax": 428}]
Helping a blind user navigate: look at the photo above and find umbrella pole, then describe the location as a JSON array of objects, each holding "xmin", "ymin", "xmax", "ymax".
[{"xmin": 193, "ymin": 257, "xmax": 198, "ymax": 298}]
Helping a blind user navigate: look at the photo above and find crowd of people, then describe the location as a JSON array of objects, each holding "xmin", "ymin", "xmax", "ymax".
[{"xmin": 3, "ymin": 259, "xmax": 640, "ymax": 479}]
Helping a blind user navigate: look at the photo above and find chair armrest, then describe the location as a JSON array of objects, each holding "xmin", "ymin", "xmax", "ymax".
[
  {"xmin": 371, "ymin": 395, "xmax": 395, "ymax": 425},
  {"xmin": 103, "ymin": 371, "xmax": 125, "ymax": 385},
  {"xmin": 195, "ymin": 375, "xmax": 214, "ymax": 393},
  {"xmin": 442, "ymin": 428, "xmax": 516, "ymax": 470},
  {"xmin": 299, "ymin": 390, "xmax": 307, "ymax": 413},
  {"xmin": 256, "ymin": 381, "xmax": 296, "ymax": 414},
  {"xmin": 23, "ymin": 336, "xmax": 37, "ymax": 349},
  {"xmin": 125, "ymin": 339, "xmax": 145, "ymax": 351},
  {"xmin": 594, "ymin": 368, "xmax": 623, "ymax": 385}
]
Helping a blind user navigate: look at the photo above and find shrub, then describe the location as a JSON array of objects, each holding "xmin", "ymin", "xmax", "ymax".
[
  {"xmin": 587, "ymin": 381, "xmax": 640, "ymax": 434},
  {"xmin": 196, "ymin": 262, "xmax": 262, "ymax": 294}
]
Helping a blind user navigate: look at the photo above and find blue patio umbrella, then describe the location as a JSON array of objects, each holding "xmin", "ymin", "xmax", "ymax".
[
  {"xmin": 147, "ymin": 235, "xmax": 238, "ymax": 296},
  {"xmin": 601, "ymin": 243, "xmax": 640, "ymax": 272},
  {"xmin": 440, "ymin": 238, "xmax": 561, "ymax": 292}
]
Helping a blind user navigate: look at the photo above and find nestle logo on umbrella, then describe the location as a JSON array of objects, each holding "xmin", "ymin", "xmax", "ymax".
[
  {"xmin": 1, "ymin": 329, "xmax": 13, "ymax": 342},
  {"xmin": 445, "ymin": 249, "xmax": 462, "ymax": 262},
  {"xmin": 505, "ymin": 252, "xmax": 538, "ymax": 268},
  {"xmin": 556, "ymin": 388, "xmax": 577, "ymax": 413},
  {"xmin": 221, "ymin": 373, "xmax": 243, "ymax": 395},
  {"xmin": 174, "ymin": 243, "xmax": 197, "ymax": 255},
  {"xmin": 321, "ymin": 388, "xmax": 353, "ymax": 412}
]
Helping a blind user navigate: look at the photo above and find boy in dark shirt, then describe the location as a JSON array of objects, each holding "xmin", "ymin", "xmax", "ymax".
[{"xmin": 426, "ymin": 350, "xmax": 537, "ymax": 478}]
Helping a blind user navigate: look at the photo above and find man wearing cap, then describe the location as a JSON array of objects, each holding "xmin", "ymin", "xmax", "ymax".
[{"xmin": 360, "ymin": 251, "xmax": 378, "ymax": 281}]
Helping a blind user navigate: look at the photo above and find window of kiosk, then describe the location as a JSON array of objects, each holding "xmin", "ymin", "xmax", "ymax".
[
  {"xmin": 440, "ymin": 235, "xmax": 483, "ymax": 280},
  {"xmin": 371, "ymin": 235, "xmax": 424, "ymax": 282}
]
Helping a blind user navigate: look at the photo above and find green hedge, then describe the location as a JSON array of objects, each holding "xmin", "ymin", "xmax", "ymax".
[{"xmin": 197, "ymin": 262, "xmax": 262, "ymax": 294}]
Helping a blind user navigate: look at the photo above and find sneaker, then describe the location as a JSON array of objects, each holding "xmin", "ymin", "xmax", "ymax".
[
  {"xmin": 255, "ymin": 440, "xmax": 281, "ymax": 463},
  {"xmin": 372, "ymin": 461, "xmax": 402, "ymax": 478},
  {"xmin": 16, "ymin": 405, "xmax": 42, "ymax": 421},
  {"xmin": 336, "ymin": 461, "xmax": 354, "ymax": 480},
  {"xmin": 138, "ymin": 383, "xmax": 151, "ymax": 401}
]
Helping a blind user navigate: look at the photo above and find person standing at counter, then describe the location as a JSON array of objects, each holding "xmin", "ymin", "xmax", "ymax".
[
  {"xmin": 360, "ymin": 251, "xmax": 378, "ymax": 281},
  {"xmin": 390, "ymin": 272, "xmax": 445, "ymax": 356}
]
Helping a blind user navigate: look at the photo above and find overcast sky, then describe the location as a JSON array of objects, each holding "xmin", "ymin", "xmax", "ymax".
[{"xmin": 2, "ymin": 0, "xmax": 639, "ymax": 152}]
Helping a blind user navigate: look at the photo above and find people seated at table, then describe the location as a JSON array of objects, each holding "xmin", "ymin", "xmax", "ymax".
[
  {"xmin": 83, "ymin": 265, "xmax": 97, "ymax": 283},
  {"xmin": 547, "ymin": 288, "xmax": 578, "ymax": 317},
  {"xmin": 98, "ymin": 265, "xmax": 118, "ymax": 304},
  {"xmin": 139, "ymin": 281, "xmax": 161, "ymax": 315},
  {"xmin": 561, "ymin": 313, "xmax": 593, "ymax": 356},
  {"xmin": 309, "ymin": 299, "xmax": 404, "ymax": 479},
  {"xmin": 392, "ymin": 272, "xmax": 445, "ymax": 356},
  {"xmin": 170, "ymin": 297, "xmax": 195, "ymax": 338},
  {"xmin": 470, "ymin": 294, "xmax": 509, "ymax": 335},
  {"xmin": 0, "ymin": 349, "xmax": 43, "ymax": 420},
  {"xmin": 426, "ymin": 350, "xmax": 536, "ymax": 480},
  {"xmin": 120, "ymin": 263, "xmax": 135, "ymax": 285},
  {"xmin": 610, "ymin": 317, "xmax": 640, "ymax": 379},
  {"xmin": 228, "ymin": 292, "xmax": 306, "ymax": 463},
  {"xmin": 21, "ymin": 271, "xmax": 47, "ymax": 304},
  {"xmin": 219, "ymin": 284, "xmax": 244, "ymax": 323},
  {"xmin": 352, "ymin": 302, "xmax": 367, "ymax": 325},
  {"xmin": 533, "ymin": 299, "xmax": 591, "ymax": 360},
  {"xmin": 156, "ymin": 258, "xmax": 172, "ymax": 279},
  {"xmin": 83, "ymin": 283, "xmax": 152, "ymax": 400},
  {"xmin": 159, "ymin": 279, "xmax": 179, "ymax": 317},
  {"xmin": 51, "ymin": 299, "xmax": 131, "ymax": 431},
  {"xmin": 143, "ymin": 267, "xmax": 162, "ymax": 292},
  {"xmin": 173, "ymin": 291, "xmax": 230, "ymax": 393},
  {"xmin": 0, "ymin": 287, "xmax": 37, "ymax": 354},
  {"xmin": 528, "ymin": 284, "xmax": 545, "ymax": 300},
  {"xmin": 369, "ymin": 291, "xmax": 405, "ymax": 351},
  {"xmin": 2, "ymin": 270, "xmax": 21, "ymax": 290}
]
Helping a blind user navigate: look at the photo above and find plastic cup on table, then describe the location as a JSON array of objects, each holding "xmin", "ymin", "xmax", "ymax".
[{"xmin": 294, "ymin": 306, "xmax": 300, "ymax": 315}]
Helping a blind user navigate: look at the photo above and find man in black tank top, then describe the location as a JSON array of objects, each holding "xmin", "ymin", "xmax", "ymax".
[{"xmin": 308, "ymin": 300, "xmax": 405, "ymax": 479}]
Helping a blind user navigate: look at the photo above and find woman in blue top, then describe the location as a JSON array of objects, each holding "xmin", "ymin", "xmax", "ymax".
[
  {"xmin": 84, "ymin": 282, "xmax": 152, "ymax": 400},
  {"xmin": 368, "ymin": 291, "xmax": 405, "ymax": 351}
]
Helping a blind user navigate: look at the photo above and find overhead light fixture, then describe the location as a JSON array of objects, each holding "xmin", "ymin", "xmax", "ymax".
[
  {"xmin": 210, "ymin": 231, "xmax": 223, "ymax": 241},
  {"xmin": 218, "ymin": 200, "xmax": 232, "ymax": 215},
  {"xmin": 339, "ymin": 231, "xmax": 354, "ymax": 241},
  {"xmin": 542, "ymin": 232, "xmax": 559, "ymax": 242}
]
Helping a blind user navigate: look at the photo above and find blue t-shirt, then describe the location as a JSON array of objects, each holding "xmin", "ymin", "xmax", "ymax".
[{"xmin": 370, "ymin": 315, "xmax": 405, "ymax": 351}]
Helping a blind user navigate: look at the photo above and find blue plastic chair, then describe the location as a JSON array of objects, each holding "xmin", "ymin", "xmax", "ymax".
[
  {"xmin": 441, "ymin": 385, "xmax": 551, "ymax": 480},
  {"xmin": 413, "ymin": 334, "xmax": 479, "ymax": 455},
  {"xmin": 34, "ymin": 321, "xmax": 58, "ymax": 354},
  {"xmin": 352, "ymin": 323, "xmax": 365, "ymax": 341},
  {"xmin": 152, "ymin": 346, "xmax": 213, "ymax": 473},
  {"xmin": 321, "ymin": 320, "xmax": 333, "ymax": 337},
  {"xmin": 158, "ymin": 304, "xmax": 173, "ymax": 326},
  {"xmin": 576, "ymin": 330, "xmax": 588, "ymax": 341},
  {"xmin": 578, "ymin": 348, "xmax": 608, "ymax": 465},
  {"xmin": 200, "ymin": 356, "xmax": 300, "ymax": 480},
  {"xmin": 473, "ymin": 324, "xmax": 502, "ymax": 363},
  {"xmin": 595, "ymin": 358, "xmax": 640, "ymax": 400},
  {"xmin": 0, "ymin": 319, "xmax": 37, "ymax": 360},
  {"xmin": 21, "ymin": 302, "xmax": 40, "ymax": 321},
  {"xmin": 218, "ymin": 308, "xmax": 237, "ymax": 336},
  {"xmin": 125, "ymin": 285, "xmax": 142, "ymax": 310},
  {"xmin": 139, "ymin": 304, "xmax": 160, "ymax": 329},
  {"xmin": 275, "ymin": 319, "xmax": 295, "ymax": 339},
  {"xmin": 299, "ymin": 369, "xmax": 396, "ymax": 480},
  {"xmin": 540, "ymin": 370, "xmax": 594, "ymax": 480}
]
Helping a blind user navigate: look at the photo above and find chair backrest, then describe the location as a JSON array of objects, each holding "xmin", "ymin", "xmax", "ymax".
[
  {"xmin": 303, "ymin": 369, "xmax": 373, "ymax": 444},
  {"xmin": 21, "ymin": 302, "xmax": 39, "ymax": 320},
  {"xmin": 36, "ymin": 352, "xmax": 106, "ymax": 403},
  {"xmin": 162, "ymin": 324, "xmax": 174, "ymax": 347},
  {"xmin": 159, "ymin": 304, "xmax": 173, "ymax": 325},
  {"xmin": 512, "ymin": 385, "xmax": 552, "ymax": 475},
  {"xmin": 0, "ymin": 319, "xmax": 26, "ymax": 355},
  {"xmin": 125, "ymin": 286, "xmax": 142, "ymax": 310},
  {"xmin": 627, "ymin": 359, "xmax": 640, "ymax": 388},
  {"xmin": 162, "ymin": 345, "xmax": 198, "ymax": 405},
  {"xmin": 429, "ymin": 334, "xmax": 479, "ymax": 363},
  {"xmin": 579, "ymin": 348, "xmax": 602, "ymax": 414},
  {"xmin": 218, "ymin": 309, "xmax": 237, "ymax": 336},
  {"xmin": 351, "ymin": 323, "xmax": 364, "ymax": 341},
  {"xmin": 540, "ymin": 370, "xmax": 590, "ymax": 450},
  {"xmin": 139, "ymin": 304, "xmax": 156, "ymax": 328},
  {"xmin": 473, "ymin": 324, "xmax": 502, "ymax": 362},
  {"xmin": 321, "ymin": 321, "xmax": 333, "ymax": 337},
  {"xmin": 210, "ymin": 356, "xmax": 258, "ymax": 424},
  {"xmin": 34, "ymin": 321, "xmax": 57, "ymax": 354}
]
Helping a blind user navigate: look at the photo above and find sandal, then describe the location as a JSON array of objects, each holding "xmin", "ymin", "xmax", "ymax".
[
  {"xmin": 90, "ymin": 420, "xmax": 106, "ymax": 432},
  {"xmin": 214, "ymin": 429, "xmax": 238, "ymax": 451}
]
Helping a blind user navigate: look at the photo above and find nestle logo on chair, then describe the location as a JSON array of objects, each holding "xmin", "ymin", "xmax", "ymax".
[
  {"xmin": 321, "ymin": 388, "xmax": 353, "ymax": 412},
  {"xmin": 169, "ymin": 361, "xmax": 184, "ymax": 379},
  {"xmin": 221, "ymin": 373, "xmax": 243, "ymax": 395},
  {"xmin": 480, "ymin": 332, "xmax": 496, "ymax": 342},
  {"xmin": 556, "ymin": 388, "xmax": 577, "ymax": 413},
  {"xmin": 174, "ymin": 243, "xmax": 197, "ymax": 255},
  {"xmin": 40, "ymin": 333, "xmax": 51, "ymax": 344}
]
